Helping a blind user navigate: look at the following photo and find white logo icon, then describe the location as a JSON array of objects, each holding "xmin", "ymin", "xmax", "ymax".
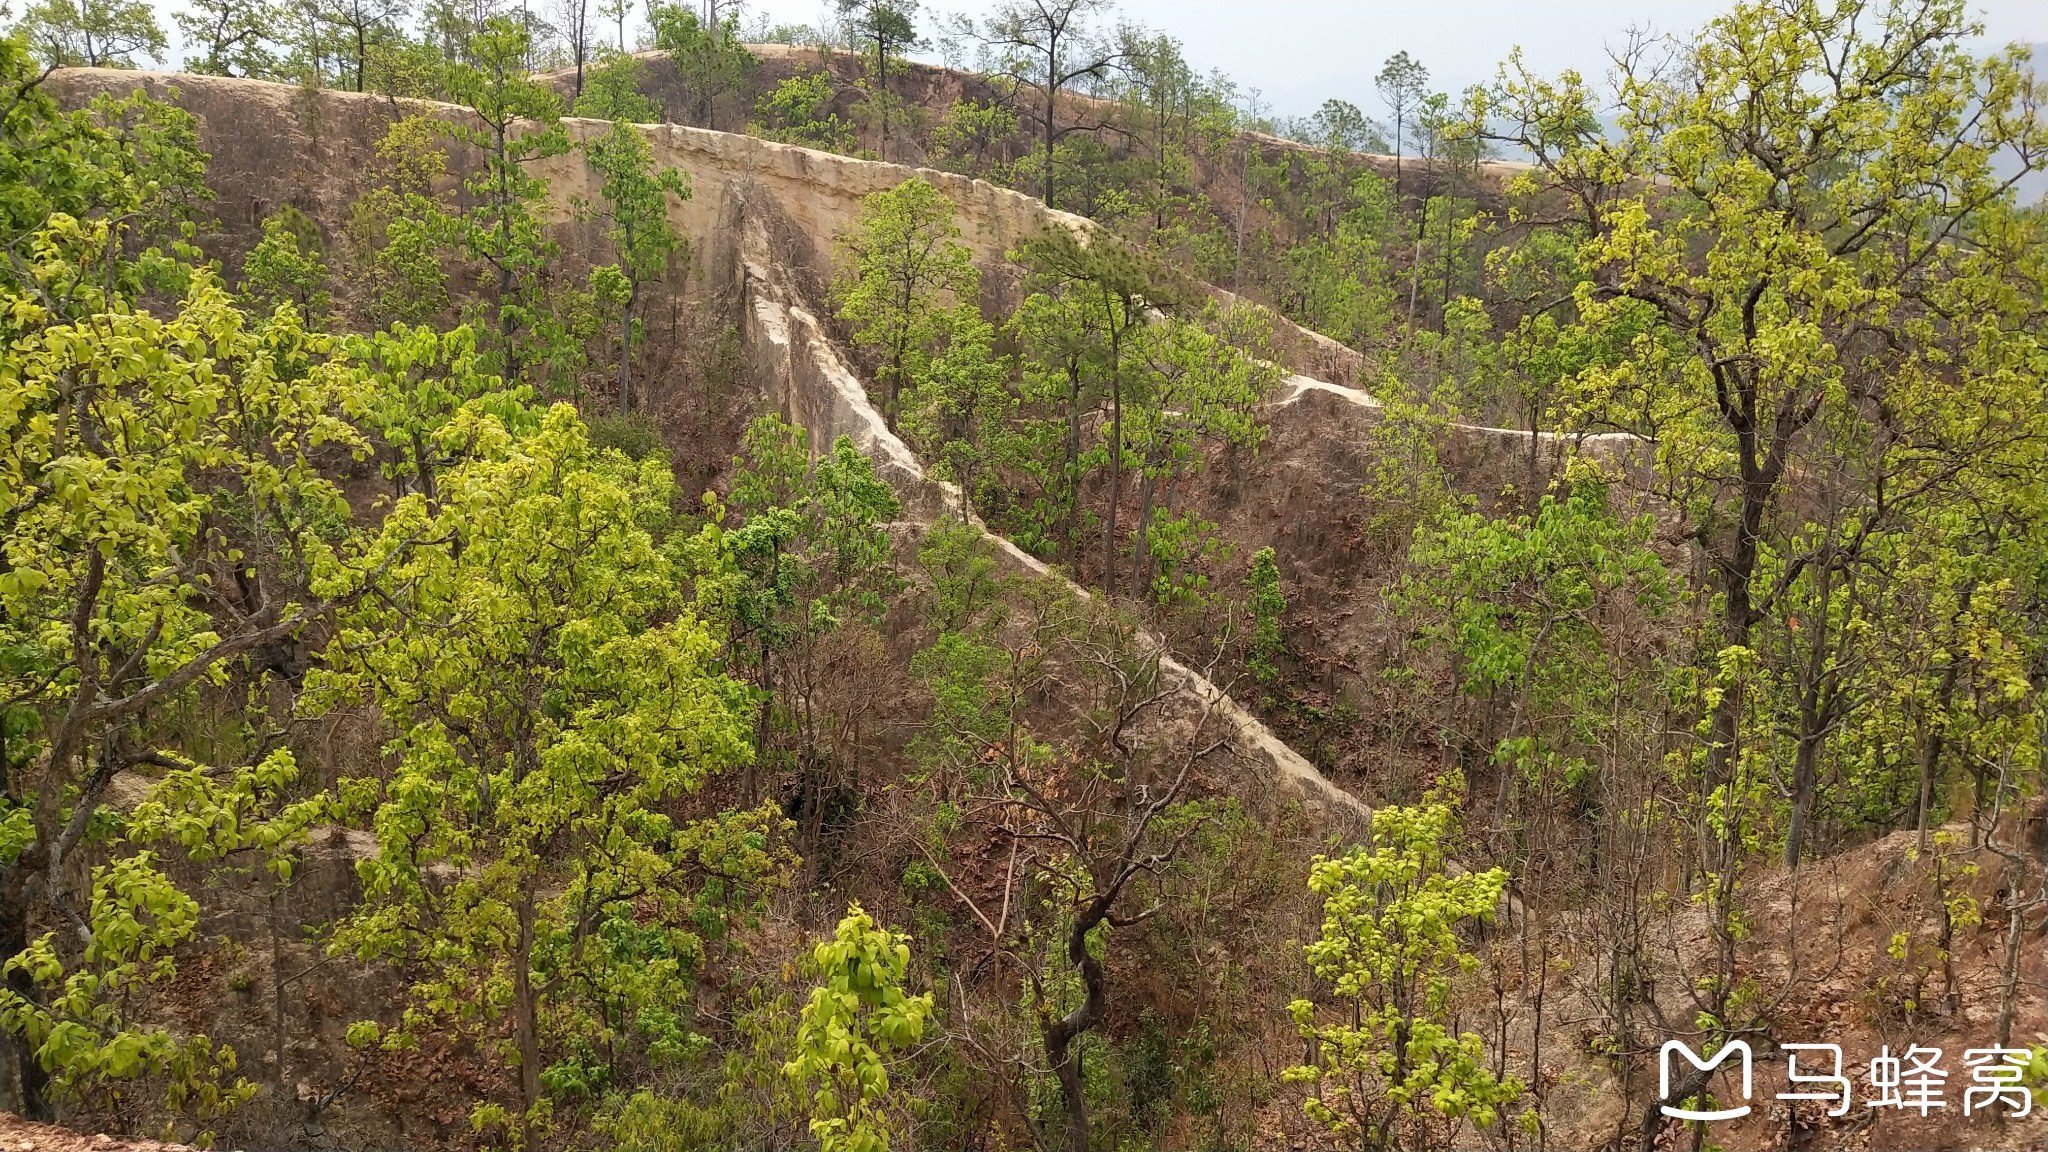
[{"xmin": 1660, "ymin": 1039, "xmax": 1753, "ymax": 1121}]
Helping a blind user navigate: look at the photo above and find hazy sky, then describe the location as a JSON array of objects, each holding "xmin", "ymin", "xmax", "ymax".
[
  {"xmin": 130, "ymin": 0, "xmax": 2048, "ymax": 122},
  {"xmin": 776, "ymin": 0, "xmax": 2048, "ymax": 119}
]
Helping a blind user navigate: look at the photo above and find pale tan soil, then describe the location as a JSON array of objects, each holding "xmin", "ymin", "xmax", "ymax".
[{"xmin": 0, "ymin": 1115, "xmax": 191, "ymax": 1152}]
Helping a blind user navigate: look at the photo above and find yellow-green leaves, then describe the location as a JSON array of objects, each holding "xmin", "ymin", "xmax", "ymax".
[
  {"xmin": 1285, "ymin": 779, "xmax": 1525, "ymax": 1145},
  {"xmin": 349, "ymin": 320, "xmax": 529, "ymax": 500},
  {"xmin": 125, "ymin": 749, "xmax": 328, "ymax": 875},
  {"xmin": 0, "ymin": 272, "xmax": 362, "ymax": 678},
  {"xmin": 785, "ymin": 905, "xmax": 934, "ymax": 1152},
  {"xmin": 0, "ymin": 854, "xmax": 255, "ymax": 1129},
  {"xmin": 322, "ymin": 403, "xmax": 786, "ymax": 1129},
  {"xmin": 239, "ymin": 205, "xmax": 332, "ymax": 324},
  {"xmin": 438, "ymin": 17, "xmax": 572, "ymax": 385},
  {"xmin": 1480, "ymin": 0, "xmax": 2048, "ymax": 869},
  {"xmin": 753, "ymin": 67, "xmax": 859, "ymax": 153},
  {"xmin": 0, "ymin": 52, "xmax": 370, "ymax": 1128}
]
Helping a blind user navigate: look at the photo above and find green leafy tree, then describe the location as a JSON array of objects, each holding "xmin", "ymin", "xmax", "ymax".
[
  {"xmin": 1281, "ymin": 168, "xmax": 1397, "ymax": 351},
  {"xmin": 440, "ymin": 15, "xmax": 571, "ymax": 384},
  {"xmin": 1120, "ymin": 306, "xmax": 1279, "ymax": 600},
  {"xmin": 0, "ymin": 35, "xmax": 196, "ymax": 288},
  {"xmin": 914, "ymin": 517, "xmax": 1007, "ymax": 636},
  {"xmin": 315, "ymin": 0, "xmax": 402, "ymax": 91},
  {"xmin": 13, "ymin": 0, "xmax": 165, "ymax": 67},
  {"xmin": 344, "ymin": 114, "xmax": 454, "ymax": 330},
  {"xmin": 1373, "ymin": 51, "xmax": 1427, "ymax": 198},
  {"xmin": 835, "ymin": 0, "xmax": 921, "ymax": 160},
  {"xmin": 576, "ymin": 118, "xmax": 691, "ymax": 414},
  {"xmin": 927, "ymin": 98, "xmax": 1017, "ymax": 180},
  {"xmin": 688, "ymin": 415, "xmax": 901, "ymax": 817},
  {"xmin": 596, "ymin": 0, "xmax": 631, "ymax": 51},
  {"xmin": 357, "ymin": 30, "xmax": 451, "ymax": 101},
  {"xmin": 349, "ymin": 321, "xmax": 534, "ymax": 502},
  {"xmin": 238, "ymin": 203, "xmax": 331, "ymax": 323},
  {"xmin": 1244, "ymin": 546, "xmax": 1284, "ymax": 683},
  {"xmin": 1388, "ymin": 474, "xmax": 1677, "ymax": 849},
  {"xmin": 1012, "ymin": 229, "xmax": 1181, "ymax": 590},
  {"xmin": 1102, "ymin": 28, "xmax": 1235, "ymax": 251},
  {"xmin": 648, "ymin": 2, "xmax": 755, "ymax": 129},
  {"xmin": 1001, "ymin": 283, "xmax": 1102, "ymax": 557},
  {"xmin": 0, "ymin": 50, "xmax": 368, "ymax": 1120},
  {"xmin": 1473, "ymin": 0, "xmax": 2048, "ymax": 874},
  {"xmin": 964, "ymin": 0, "xmax": 1119, "ymax": 210},
  {"xmin": 1356, "ymin": 370, "xmax": 1463, "ymax": 549},
  {"xmin": 834, "ymin": 178, "xmax": 979, "ymax": 428},
  {"xmin": 174, "ymin": 0, "xmax": 281, "ymax": 76},
  {"xmin": 2, "ymin": 752, "xmax": 328, "ymax": 1133},
  {"xmin": 907, "ymin": 576, "xmax": 1220, "ymax": 1152},
  {"xmin": 573, "ymin": 48, "xmax": 662, "ymax": 121},
  {"xmin": 0, "ymin": 269, "xmax": 384, "ymax": 1121},
  {"xmin": 784, "ymin": 905, "xmax": 934, "ymax": 1152},
  {"xmin": 1307, "ymin": 97, "xmax": 1386, "ymax": 154},
  {"xmin": 752, "ymin": 67, "xmax": 858, "ymax": 153},
  {"xmin": 899, "ymin": 307, "xmax": 1014, "ymax": 523},
  {"xmin": 320, "ymin": 405, "xmax": 785, "ymax": 1141},
  {"xmin": 1285, "ymin": 778, "xmax": 1524, "ymax": 1151}
]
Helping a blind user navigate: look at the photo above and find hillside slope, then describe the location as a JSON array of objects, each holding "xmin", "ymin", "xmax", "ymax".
[{"xmin": 31, "ymin": 46, "xmax": 2047, "ymax": 1152}]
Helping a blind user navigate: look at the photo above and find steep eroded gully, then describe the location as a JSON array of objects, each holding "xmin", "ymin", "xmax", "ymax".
[{"xmin": 43, "ymin": 67, "xmax": 1639, "ymax": 835}]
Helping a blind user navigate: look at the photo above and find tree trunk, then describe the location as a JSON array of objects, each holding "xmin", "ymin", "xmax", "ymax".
[
  {"xmin": 411, "ymin": 428, "xmax": 439, "ymax": 502},
  {"xmin": 1437, "ymin": 191, "xmax": 1456, "ymax": 330},
  {"xmin": 1913, "ymin": 661, "xmax": 1960, "ymax": 854},
  {"xmin": 572, "ymin": 0, "xmax": 588, "ymax": 96},
  {"xmin": 1525, "ymin": 393, "xmax": 1541, "ymax": 502},
  {"xmin": 884, "ymin": 337, "xmax": 905, "ymax": 431},
  {"xmin": 1063, "ymin": 365, "xmax": 1082, "ymax": 559},
  {"xmin": 1638, "ymin": 1059, "xmax": 1717, "ymax": 1152},
  {"xmin": 1785, "ymin": 730, "xmax": 1822, "ymax": 868},
  {"xmin": 1042, "ymin": 43, "xmax": 1058, "ymax": 209},
  {"xmin": 1042, "ymin": 913, "xmax": 1108, "ymax": 1152},
  {"xmin": 1406, "ymin": 233, "xmax": 1423, "ymax": 334},
  {"xmin": 512, "ymin": 891, "xmax": 542, "ymax": 1126},
  {"xmin": 1700, "ymin": 454, "xmax": 1775, "ymax": 868},
  {"xmin": 1995, "ymin": 881, "xmax": 2024, "ymax": 1047},
  {"xmin": 802, "ymin": 754, "xmax": 826, "ymax": 885},
  {"xmin": 1393, "ymin": 119, "xmax": 1403, "ymax": 199},
  {"xmin": 494, "ymin": 124, "xmax": 522, "ymax": 384},
  {"xmin": 749, "ymin": 636, "xmax": 772, "ymax": 806},
  {"xmin": 0, "ymin": 867, "xmax": 49, "ymax": 1118},
  {"xmin": 1129, "ymin": 470, "xmax": 1157, "ymax": 600},
  {"xmin": 1102, "ymin": 334, "xmax": 1122, "ymax": 596},
  {"xmin": 619, "ymin": 286, "xmax": 635, "ymax": 414},
  {"xmin": 270, "ymin": 885, "xmax": 289, "ymax": 1092}
]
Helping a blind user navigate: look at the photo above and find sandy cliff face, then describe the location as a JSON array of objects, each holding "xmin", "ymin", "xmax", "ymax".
[
  {"xmin": 45, "ymin": 68, "xmax": 1076, "ymax": 276},
  {"xmin": 45, "ymin": 67, "xmax": 1375, "ymax": 832}
]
